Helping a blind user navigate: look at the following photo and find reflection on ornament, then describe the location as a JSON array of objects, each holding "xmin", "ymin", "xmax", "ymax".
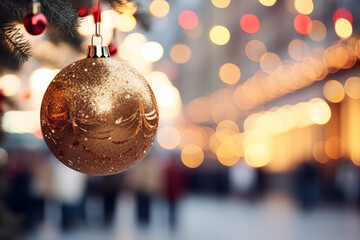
[{"xmin": 41, "ymin": 58, "xmax": 159, "ymax": 175}]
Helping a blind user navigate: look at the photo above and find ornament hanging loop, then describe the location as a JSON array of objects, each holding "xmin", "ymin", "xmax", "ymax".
[{"xmin": 87, "ymin": 15, "xmax": 110, "ymax": 57}]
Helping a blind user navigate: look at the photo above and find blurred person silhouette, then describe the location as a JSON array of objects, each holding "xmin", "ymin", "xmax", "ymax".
[
  {"xmin": 125, "ymin": 153, "xmax": 163, "ymax": 227},
  {"xmin": 335, "ymin": 160, "xmax": 360, "ymax": 205},
  {"xmin": 86, "ymin": 174, "xmax": 122, "ymax": 227},
  {"xmin": 229, "ymin": 161, "xmax": 256, "ymax": 197},
  {"xmin": 164, "ymin": 156, "xmax": 186, "ymax": 230},
  {"xmin": 3, "ymin": 151, "xmax": 34, "ymax": 231},
  {"xmin": 294, "ymin": 161, "xmax": 320, "ymax": 208},
  {"xmin": 50, "ymin": 156, "xmax": 87, "ymax": 230}
]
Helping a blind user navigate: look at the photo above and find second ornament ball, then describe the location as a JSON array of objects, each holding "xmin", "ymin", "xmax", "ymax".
[{"xmin": 24, "ymin": 1, "xmax": 48, "ymax": 35}]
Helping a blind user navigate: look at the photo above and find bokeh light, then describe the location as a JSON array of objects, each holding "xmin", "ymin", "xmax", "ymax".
[
  {"xmin": 157, "ymin": 127, "xmax": 181, "ymax": 150},
  {"xmin": 288, "ymin": 39, "xmax": 309, "ymax": 60},
  {"xmin": 141, "ymin": 41, "xmax": 164, "ymax": 62},
  {"xmin": 240, "ymin": 14, "xmax": 260, "ymax": 34},
  {"xmin": 323, "ymin": 80, "xmax": 345, "ymax": 103},
  {"xmin": 219, "ymin": 63, "xmax": 241, "ymax": 84},
  {"xmin": 30, "ymin": 68, "xmax": 57, "ymax": 93},
  {"xmin": 259, "ymin": 0, "xmax": 276, "ymax": 7},
  {"xmin": 310, "ymin": 100, "xmax": 331, "ymax": 125},
  {"xmin": 149, "ymin": 0, "xmax": 170, "ymax": 18},
  {"xmin": 209, "ymin": 25, "xmax": 230, "ymax": 45},
  {"xmin": 309, "ymin": 20, "xmax": 327, "ymax": 41},
  {"xmin": 217, "ymin": 143, "xmax": 239, "ymax": 166},
  {"xmin": 313, "ymin": 141, "xmax": 329, "ymax": 164},
  {"xmin": 344, "ymin": 77, "xmax": 360, "ymax": 99},
  {"xmin": 325, "ymin": 137, "xmax": 342, "ymax": 159},
  {"xmin": 2, "ymin": 111, "xmax": 40, "ymax": 133},
  {"xmin": 178, "ymin": 10, "xmax": 198, "ymax": 30},
  {"xmin": 186, "ymin": 97, "xmax": 212, "ymax": 123},
  {"xmin": 211, "ymin": 0, "xmax": 231, "ymax": 8},
  {"xmin": 245, "ymin": 40, "xmax": 267, "ymax": 62},
  {"xmin": 260, "ymin": 52, "xmax": 281, "ymax": 73},
  {"xmin": 170, "ymin": 44, "xmax": 191, "ymax": 64},
  {"xmin": 294, "ymin": 0, "xmax": 314, "ymax": 15},
  {"xmin": 294, "ymin": 14, "xmax": 312, "ymax": 34},
  {"xmin": 116, "ymin": 14, "xmax": 137, "ymax": 32},
  {"xmin": 244, "ymin": 143, "xmax": 271, "ymax": 168},
  {"xmin": 335, "ymin": 18, "xmax": 352, "ymax": 39},
  {"xmin": 0, "ymin": 74, "xmax": 21, "ymax": 96},
  {"xmin": 181, "ymin": 145, "xmax": 204, "ymax": 168},
  {"xmin": 333, "ymin": 8, "xmax": 353, "ymax": 23}
]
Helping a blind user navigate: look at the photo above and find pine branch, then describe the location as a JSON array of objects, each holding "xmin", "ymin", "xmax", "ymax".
[
  {"xmin": 41, "ymin": 0, "xmax": 79, "ymax": 36},
  {"xmin": 0, "ymin": 0, "xmax": 27, "ymax": 21},
  {"xmin": 0, "ymin": 24, "xmax": 32, "ymax": 67}
]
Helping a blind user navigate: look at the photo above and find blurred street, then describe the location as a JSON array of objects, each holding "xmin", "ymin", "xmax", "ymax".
[{"xmin": 28, "ymin": 193, "xmax": 360, "ymax": 240}]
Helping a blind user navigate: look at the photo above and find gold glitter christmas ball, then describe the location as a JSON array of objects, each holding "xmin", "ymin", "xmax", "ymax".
[{"xmin": 40, "ymin": 57, "xmax": 159, "ymax": 175}]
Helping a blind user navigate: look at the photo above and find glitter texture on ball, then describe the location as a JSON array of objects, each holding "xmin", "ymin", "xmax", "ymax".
[{"xmin": 40, "ymin": 57, "xmax": 159, "ymax": 175}]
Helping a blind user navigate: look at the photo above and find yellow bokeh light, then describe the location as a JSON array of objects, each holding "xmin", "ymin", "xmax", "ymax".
[
  {"xmin": 0, "ymin": 74, "xmax": 21, "ymax": 96},
  {"xmin": 310, "ymin": 101, "xmax": 331, "ymax": 125},
  {"xmin": 345, "ymin": 77, "xmax": 360, "ymax": 99},
  {"xmin": 245, "ymin": 40, "xmax": 267, "ymax": 62},
  {"xmin": 288, "ymin": 39, "xmax": 309, "ymax": 60},
  {"xmin": 156, "ymin": 85, "xmax": 182, "ymax": 122},
  {"xmin": 294, "ymin": 0, "xmax": 314, "ymax": 15},
  {"xmin": 216, "ymin": 120, "xmax": 239, "ymax": 143},
  {"xmin": 309, "ymin": 20, "xmax": 327, "ymax": 41},
  {"xmin": 157, "ymin": 127, "xmax": 181, "ymax": 150},
  {"xmin": 244, "ymin": 143, "xmax": 271, "ymax": 168},
  {"xmin": 259, "ymin": 0, "xmax": 276, "ymax": 7},
  {"xmin": 116, "ymin": 14, "xmax": 137, "ymax": 32},
  {"xmin": 181, "ymin": 145, "xmax": 204, "ymax": 168},
  {"xmin": 325, "ymin": 137, "xmax": 342, "ymax": 159},
  {"xmin": 2, "ymin": 111, "xmax": 40, "ymax": 133},
  {"xmin": 149, "ymin": 0, "xmax": 170, "ymax": 18},
  {"xmin": 170, "ymin": 44, "xmax": 191, "ymax": 64},
  {"xmin": 219, "ymin": 63, "xmax": 241, "ymax": 84},
  {"xmin": 323, "ymin": 80, "xmax": 345, "ymax": 103},
  {"xmin": 30, "ymin": 68, "xmax": 57, "ymax": 93},
  {"xmin": 141, "ymin": 41, "xmax": 164, "ymax": 62},
  {"xmin": 335, "ymin": 18, "xmax": 352, "ymax": 39},
  {"xmin": 216, "ymin": 143, "xmax": 239, "ymax": 166},
  {"xmin": 211, "ymin": 0, "xmax": 231, "ymax": 8},
  {"xmin": 260, "ymin": 52, "xmax": 281, "ymax": 73},
  {"xmin": 186, "ymin": 97, "xmax": 212, "ymax": 123},
  {"xmin": 147, "ymin": 71, "xmax": 172, "ymax": 91},
  {"xmin": 313, "ymin": 141, "xmax": 329, "ymax": 164},
  {"xmin": 209, "ymin": 25, "xmax": 230, "ymax": 46}
]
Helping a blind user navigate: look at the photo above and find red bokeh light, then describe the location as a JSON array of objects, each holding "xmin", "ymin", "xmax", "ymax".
[
  {"xmin": 240, "ymin": 14, "xmax": 260, "ymax": 33},
  {"xmin": 33, "ymin": 129, "xmax": 43, "ymax": 139},
  {"xmin": 178, "ymin": 10, "xmax": 199, "ymax": 30},
  {"xmin": 294, "ymin": 14, "xmax": 312, "ymax": 35},
  {"xmin": 333, "ymin": 8, "xmax": 353, "ymax": 23}
]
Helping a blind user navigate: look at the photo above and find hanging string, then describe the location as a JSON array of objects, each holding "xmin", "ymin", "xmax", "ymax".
[
  {"xmin": 97, "ymin": 0, "xmax": 101, "ymax": 23},
  {"xmin": 91, "ymin": 0, "xmax": 103, "ymax": 45}
]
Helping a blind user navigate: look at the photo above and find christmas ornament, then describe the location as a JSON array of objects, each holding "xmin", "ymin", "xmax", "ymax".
[
  {"xmin": 24, "ymin": 1, "xmax": 48, "ymax": 35},
  {"xmin": 78, "ymin": 6, "xmax": 88, "ymax": 18},
  {"xmin": 40, "ymin": 16, "xmax": 159, "ymax": 175},
  {"xmin": 109, "ymin": 43, "xmax": 118, "ymax": 55}
]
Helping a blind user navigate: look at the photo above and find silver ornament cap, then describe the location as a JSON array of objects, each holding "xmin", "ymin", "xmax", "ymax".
[{"xmin": 87, "ymin": 45, "xmax": 110, "ymax": 58}]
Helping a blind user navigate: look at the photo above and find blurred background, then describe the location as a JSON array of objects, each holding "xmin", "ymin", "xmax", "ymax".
[{"xmin": 1, "ymin": 0, "xmax": 360, "ymax": 239}]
